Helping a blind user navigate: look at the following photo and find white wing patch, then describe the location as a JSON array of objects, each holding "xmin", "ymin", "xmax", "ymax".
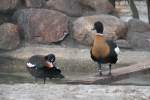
[
  {"xmin": 26, "ymin": 62, "xmax": 36, "ymax": 68},
  {"xmin": 115, "ymin": 46, "xmax": 120, "ymax": 55}
]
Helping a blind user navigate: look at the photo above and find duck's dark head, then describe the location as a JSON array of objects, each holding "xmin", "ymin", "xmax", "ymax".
[
  {"xmin": 45, "ymin": 53, "xmax": 55, "ymax": 63},
  {"xmin": 92, "ymin": 21, "xmax": 104, "ymax": 34}
]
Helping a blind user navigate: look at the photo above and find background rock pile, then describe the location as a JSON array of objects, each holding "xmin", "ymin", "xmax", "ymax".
[{"xmin": 0, "ymin": 0, "xmax": 149, "ymax": 51}]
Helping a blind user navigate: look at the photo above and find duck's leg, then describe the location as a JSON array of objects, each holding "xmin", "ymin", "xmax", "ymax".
[
  {"xmin": 98, "ymin": 64, "xmax": 102, "ymax": 76},
  {"xmin": 33, "ymin": 77, "xmax": 38, "ymax": 83},
  {"xmin": 108, "ymin": 64, "xmax": 112, "ymax": 75},
  {"xmin": 43, "ymin": 77, "xmax": 46, "ymax": 84}
]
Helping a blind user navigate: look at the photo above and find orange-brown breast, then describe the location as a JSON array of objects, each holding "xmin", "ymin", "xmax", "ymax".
[
  {"xmin": 44, "ymin": 61, "xmax": 54, "ymax": 69},
  {"xmin": 44, "ymin": 62, "xmax": 50, "ymax": 69},
  {"xmin": 91, "ymin": 35, "xmax": 110, "ymax": 60}
]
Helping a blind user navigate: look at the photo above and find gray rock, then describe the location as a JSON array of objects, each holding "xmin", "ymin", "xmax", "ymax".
[
  {"xmin": 13, "ymin": 8, "xmax": 69, "ymax": 44},
  {"xmin": 72, "ymin": 14, "xmax": 127, "ymax": 45},
  {"xmin": 128, "ymin": 19, "xmax": 150, "ymax": 32},
  {"xmin": 0, "ymin": 0, "xmax": 19, "ymax": 11},
  {"xmin": 24, "ymin": 0, "xmax": 45, "ymax": 8},
  {"xmin": 45, "ymin": 0, "xmax": 82, "ymax": 17},
  {"xmin": 79, "ymin": 0, "xmax": 114, "ymax": 15},
  {"xmin": 45, "ymin": 0, "xmax": 114, "ymax": 17},
  {"xmin": 0, "ymin": 23, "xmax": 20, "ymax": 50},
  {"xmin": 127, "ymin": 32, "xmax": 150, "ymax": 51}
]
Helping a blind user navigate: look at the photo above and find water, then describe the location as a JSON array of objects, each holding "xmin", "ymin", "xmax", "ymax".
[
  {"xmin": 1, "ymin": 71, "xmax": 150, "ymax": 86},
  {"xmin": 112, "ymin": 72, "xmax": 150, "ymax": 86}
]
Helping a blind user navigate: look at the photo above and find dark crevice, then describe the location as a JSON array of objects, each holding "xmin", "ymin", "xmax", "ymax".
[
  {"xmin": 19, "ymin": 0, "xmax": 26, "ymax": 7},
  {"xmin": 0, "ymin": 10, "xmax": 15, "ymax": 25},
  {"xmin": 80, "ymin": 3, "xmax": 95, "ymax": 12}
]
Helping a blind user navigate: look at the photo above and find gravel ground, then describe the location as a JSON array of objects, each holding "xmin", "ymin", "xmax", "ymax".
[{"xmin": 0, "ymin": 84, "xmax": 150, "ymax": 100}]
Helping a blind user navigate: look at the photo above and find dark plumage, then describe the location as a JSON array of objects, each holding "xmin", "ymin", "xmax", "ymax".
[
  {"xmin": 92, "ymin": 21, "xmax": 104, "ymax": 33},
  {"xmin": 26, "ymin": 54, "xmax": 64, "ymax": 83},
  {"xmin": 91, "ymin": 21, "xmax": 120, "ymax": 76}
]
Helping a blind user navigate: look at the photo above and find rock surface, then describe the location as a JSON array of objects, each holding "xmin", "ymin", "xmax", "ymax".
[
  {"xmin": 127, "ymin": 19, "xmax": 150, "ymax": 50},
  {"xmin": 0, "ymin": 0, "xmax": 19, "ymax": 11},
  {"xmin": 45, "ymin": 0, "xmax": 114, "ymax": 17},
  {"xmin": 0, "ymin": 23, "xmax": 20, "ymax": 50},
  {"xmin": 127, "ymin": 32, "xmax": 150, "ymax": 51},
  {"xmin": 128, "ymin": 19, "xmax": 150, "ymax": 32},
  {"xmin": 13, "ymin": 8, "xmax": 69, "ymax": 44},
  {"xmin": 79, "ymin": 0, "xmax": 114, "ymax": 15},
  {"xmin": 72, "ymin": 14, "xmax": 127, "ymax": 45},
  {"xmin": 24, "ymin": 0, "xmax": 45, "ymax": 8},
  {"xmin": 45, "ymin": 0, "xmax": 82, "ymax": 17}
]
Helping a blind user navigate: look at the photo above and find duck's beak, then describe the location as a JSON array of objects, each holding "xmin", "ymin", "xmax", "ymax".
[
  {"xmin": 46, "ymin": 61, "xmax": 54, "ymax": 68},
  {"xmin": 49, "ymin": 62, "xmax": 54, "ymax": 68}
]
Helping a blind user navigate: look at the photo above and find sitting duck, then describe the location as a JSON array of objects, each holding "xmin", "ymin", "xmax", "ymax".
[{"xmin": 26, "ymin": 53, "xmax": 64, "ymax": 83}]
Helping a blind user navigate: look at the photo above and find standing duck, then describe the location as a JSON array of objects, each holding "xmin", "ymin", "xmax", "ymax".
[
  {"xmin": 26, "ymin": 53, "xmax": 64, "ymax": 83},
  {"xmin": 90, "ymin": 21, "xmax": 120, "ymax": 76}
]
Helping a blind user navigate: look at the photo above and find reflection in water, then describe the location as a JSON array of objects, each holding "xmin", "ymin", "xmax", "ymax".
[{"xmin": 1, "ymin": 71, "xmax": 150, "ymax": 86}]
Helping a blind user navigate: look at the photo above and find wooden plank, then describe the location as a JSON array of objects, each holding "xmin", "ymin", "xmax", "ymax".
[{"xmin": 66, "ymin": 60, "xmax": 150, "ymax": 85}]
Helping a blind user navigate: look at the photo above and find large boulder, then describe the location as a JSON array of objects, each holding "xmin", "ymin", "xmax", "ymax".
[
  {"xmin": 127, "ymin": 19, "xmax": 150, "ymax": 51},
  {"xmin": 45, "ymin": 0, "xmax": 114, "ymax": 17},
  {"xmin": 45, "ymin": 0, "xmax": 82, "ymax": 17},
  {"xmin": 128, "ymin": 19, "xmax": 150, "ymax": 32},
  {"xmin": 72, "ymin": 14, "xmax": 127, "ymax": 45},
  {"xmin": 13, "ymin": 8, "xmax": 69, "ymax": 44},
  {"xmin": 0, "ymin": 0, "xmax": 19, "ymax": 11},
  {"xmin": 24, "ymin": 0, "xmax": 45, "ymax": 8},
  {"xmin": 0, "ymin": 23, "xmax": 20, "ymax": 50},
  {"xmin": 79, "ymin": 0, "xmax": 114, "ymax": 15},
  {"xmin": 127, "ymin": 32, "xmax": 150, "ymax": 51}
]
